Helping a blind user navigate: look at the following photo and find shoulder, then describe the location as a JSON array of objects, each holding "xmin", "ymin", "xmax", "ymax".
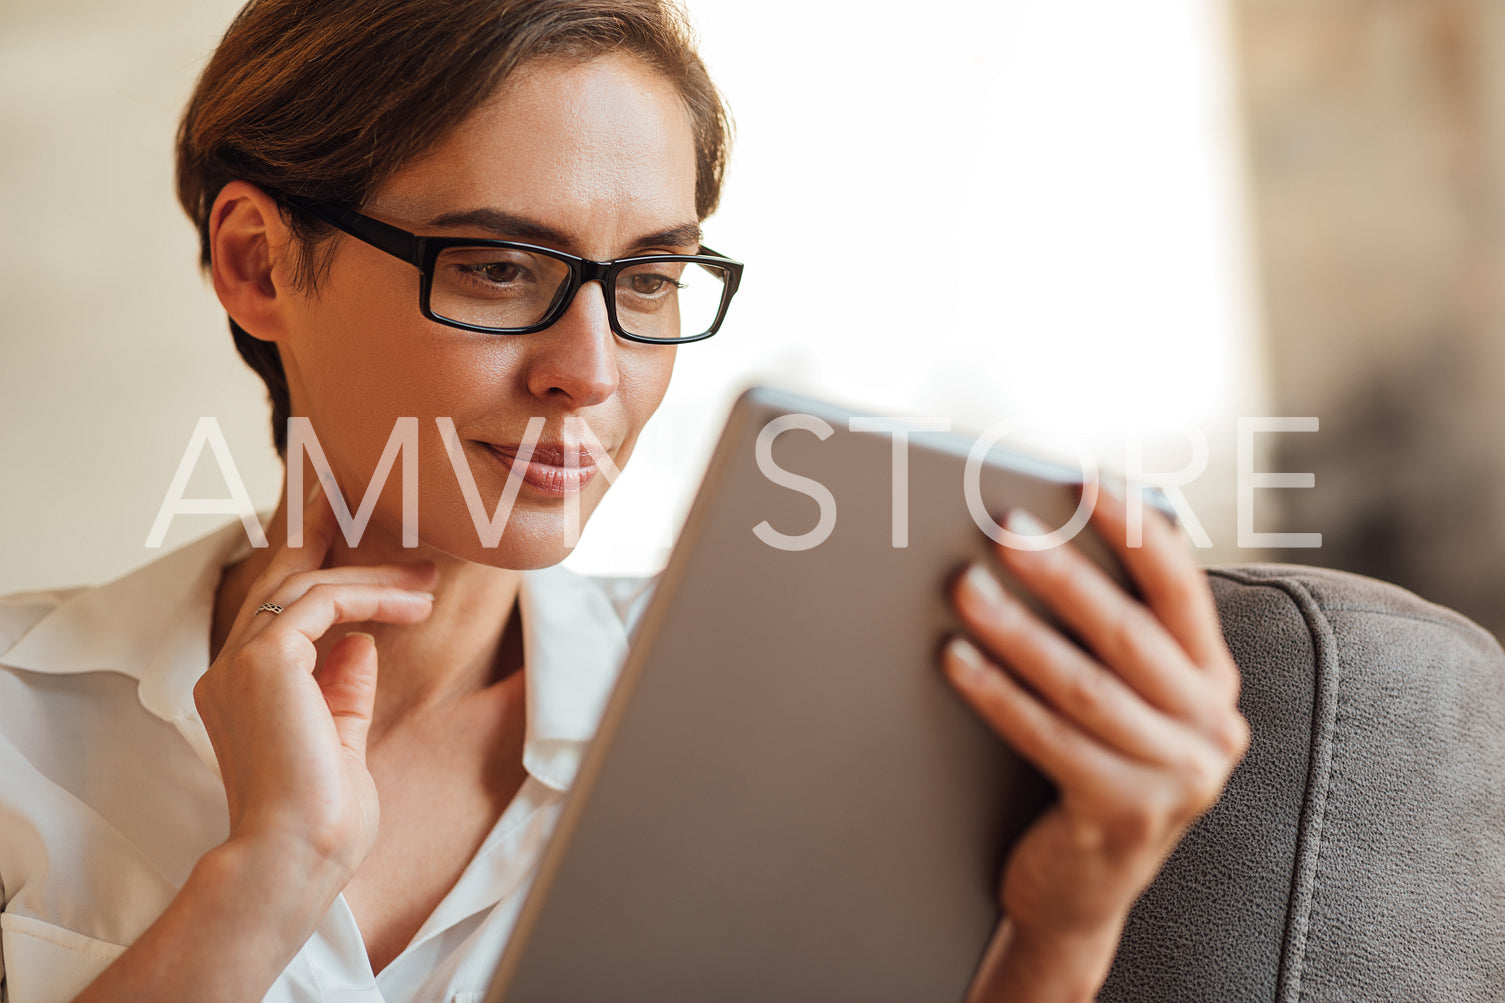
[
  {"xmin": 0, "ymin": 586, "xmax": 84, "ymax": 655},
  {"xmin": 0, "ymin": 524, "xmax": 248, "ymax": 798},
  {"xmin": 0, "ymin": 542, "xmax": 239, "ymax": 960}
]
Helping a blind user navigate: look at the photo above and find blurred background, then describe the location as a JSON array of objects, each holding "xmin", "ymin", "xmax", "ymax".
[{"xmin": 3, "ymin": 0, "xmax": 1503, "ymax": 637}]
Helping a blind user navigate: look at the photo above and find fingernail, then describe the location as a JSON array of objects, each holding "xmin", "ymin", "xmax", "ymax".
[
  {"xmin": 344, "ymin": 631, "xmax": 376, "ymax": 644},
  {"xmin": 963, "ymin": 562, "xmax": 1009, "ymax": 607},
  {"xmin": 419, "ymin": 592, "xmax": 436, "ymax": 602},
  {"xmin": 945, "ymin": 635, "xmax": 988, "ymax": 677},
  {"xmin": 1006, "ymin": 509, "xmax": 1046, "ymax": 536}
]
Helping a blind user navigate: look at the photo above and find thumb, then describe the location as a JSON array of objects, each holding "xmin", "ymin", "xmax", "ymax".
[{"xmin": 315, "ymin": 631, "xmax": 379, "ymax": 761}]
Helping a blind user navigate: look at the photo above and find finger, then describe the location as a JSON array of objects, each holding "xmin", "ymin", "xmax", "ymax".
[
  {"xmin": 263, "ymin": 478, "xmax": 340, "ymax": 582},
  {"xmin": 1088, "ymin": 484, "xmax": 1235, "ymax": 683},
  {"xmin": 250, "ymin": 583, "xmax": 435, "ymax": 654},
  {"xmin": 951, "ymin": 566, "xmax": 1211, "ymax": 766},
  {"xmin": 271, "ymin": 562, "xmax": 437, "ymax": 604},
  {"xmin": 942, "ymin": 635, "xmax": 1144, "ymax": 804},
  {"xmin": 991, "ymin": 517, "xmax": 1215, "ymax": 721},
  {"xmin": 237, "ymin": 562, "xmax": 436, "ymax": 646},
  {"xmin": 943, "ymin": 636, "xmax": 1238, "ymax": 825},
  {"xmin": 315, "ymin": 632, "xmax": 379, "ymax": 760},
  {"xmin": 225, "ymin": 483, "xmax": 341, "ymax": 646}
]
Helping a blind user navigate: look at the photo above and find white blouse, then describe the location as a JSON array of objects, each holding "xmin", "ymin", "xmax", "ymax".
[{"xmin": 0, "ymin": 521, "xmax": 647, "ymax": 1002}]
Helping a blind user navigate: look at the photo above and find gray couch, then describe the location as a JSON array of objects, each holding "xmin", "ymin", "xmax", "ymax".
[{"xmin": 1100, "ymin": 565, "xmax": 1505, "ymax": 1001}]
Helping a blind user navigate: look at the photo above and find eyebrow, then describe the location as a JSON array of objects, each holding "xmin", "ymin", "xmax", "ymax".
[{"xmin": 423, "ymin": 208, "xmax": 703, "ymax": 254}]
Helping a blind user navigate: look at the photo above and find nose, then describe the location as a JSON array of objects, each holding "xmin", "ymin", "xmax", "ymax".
[{"xmin": 524, "ymin": 279, "xmax": 620, "ymax": 406}]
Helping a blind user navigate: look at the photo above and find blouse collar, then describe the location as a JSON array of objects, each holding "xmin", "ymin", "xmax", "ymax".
[{"xmin": 0, "ymin": 521, "xmax": 631, "ymax": 791}]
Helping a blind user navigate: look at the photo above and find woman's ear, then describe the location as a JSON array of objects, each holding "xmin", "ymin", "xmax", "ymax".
[{"xmin": 209, "ymin": 181, "xmax": 296, "ymax": 343}]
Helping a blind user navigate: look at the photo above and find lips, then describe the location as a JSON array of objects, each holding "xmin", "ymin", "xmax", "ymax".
[{"xmin": 485, "ymin": 442, "xmax": 599, "ymax": 496}]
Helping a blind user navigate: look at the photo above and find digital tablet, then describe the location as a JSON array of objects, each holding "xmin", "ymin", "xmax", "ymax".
[{"xmin": 485, "ymin": 386, "xmax": 1158, "ymax": 1002}]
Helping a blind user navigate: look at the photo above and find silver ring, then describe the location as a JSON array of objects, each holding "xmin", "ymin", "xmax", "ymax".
[{"xmin": 254, "ymin": 602, "xmax": 285, "ymax": 616}]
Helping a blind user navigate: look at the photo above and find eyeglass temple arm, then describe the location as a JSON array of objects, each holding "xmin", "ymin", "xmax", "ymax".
[
  {"xmin": 281, "ymin": 195, "xmax": 422, "ymax": 266},
  {"xmin": 697, "ymin": 245, "xmax": 743, "ymax": 297}
]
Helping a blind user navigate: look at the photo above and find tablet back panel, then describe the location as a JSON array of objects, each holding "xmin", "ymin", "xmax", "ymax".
[{"xmin": 487, "ymin": 387, "xmax": 1126, "ymax": 1002}]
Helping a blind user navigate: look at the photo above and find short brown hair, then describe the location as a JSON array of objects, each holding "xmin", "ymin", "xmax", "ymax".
[{"xmin": 176, "ymin": 0, "xmax": 731, "ymax": 456}]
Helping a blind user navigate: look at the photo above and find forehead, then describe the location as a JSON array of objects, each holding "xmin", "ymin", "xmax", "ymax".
[{"xmin": 370, "ymin": 54, "xmax": 699, "ymax": 250}]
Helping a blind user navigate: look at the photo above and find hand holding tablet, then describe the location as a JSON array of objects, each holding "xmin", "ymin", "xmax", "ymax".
[
  {"xmin": 487, "ymin": 387, "xmax": 1247, "ymax": 1002},
  {"xmin": 946, "ymin": 481, "xmax": 1249, "ymax": 1001}
]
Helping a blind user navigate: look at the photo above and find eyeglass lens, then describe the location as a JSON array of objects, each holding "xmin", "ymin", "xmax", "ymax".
[{"xmin": 430, "ymin": 247, "xmax": 731, "ymax": 340}]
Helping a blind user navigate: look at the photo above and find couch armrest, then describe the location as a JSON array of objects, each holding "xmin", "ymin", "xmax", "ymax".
[{"xmin": 1099, "ymin": 564, "xmax": 1505, "ymax": 1002}]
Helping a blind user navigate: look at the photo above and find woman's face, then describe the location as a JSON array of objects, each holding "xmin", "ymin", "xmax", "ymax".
[{"xmin": 276, "ymin": 53, "xmax": 700, "ymax": 568}]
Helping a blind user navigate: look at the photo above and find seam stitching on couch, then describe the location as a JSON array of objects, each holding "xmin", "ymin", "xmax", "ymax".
[
  {"xmin": 1206, "ymin": 569, "xmax": 1499, "ymax": 644},
  {"xmin": 1210, "ymin": 571, "xmax": 1341, "ymax": 1003},
  {"xmin": 1293, "ymin": 606, "xmax": 1480, "ymax": 631}
]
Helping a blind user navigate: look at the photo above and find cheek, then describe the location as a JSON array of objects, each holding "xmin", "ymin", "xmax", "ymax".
[
  {"xmin": 300, "ymin": 274, "xmax": 510, "ymax": 417},
  {"xmin": 292, "ymin": 260, "xmax": 421, "ymax": 395},
  {"xmin": 614, "ymin": 344, "xmax": 677, "ymax": 460}
]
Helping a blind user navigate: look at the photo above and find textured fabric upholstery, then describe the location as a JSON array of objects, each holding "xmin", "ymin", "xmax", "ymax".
[{"xmin": 1099, "ymin": 564, "xmax": 1505, "ymax": 1002}]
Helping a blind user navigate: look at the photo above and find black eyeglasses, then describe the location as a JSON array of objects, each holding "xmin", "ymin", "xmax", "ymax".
[{"xmin": 280, "ymin": 195, "xmax": 742, "ymax": 344}]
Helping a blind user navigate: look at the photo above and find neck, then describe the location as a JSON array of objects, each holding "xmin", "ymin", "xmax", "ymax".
[{"xmin": 211, "ymin": 483, "xmax": 525, "ymax": 731}]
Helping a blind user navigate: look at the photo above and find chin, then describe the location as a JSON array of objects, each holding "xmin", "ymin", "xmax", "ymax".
[
  {"xmin": 429, "ymin": 505, "xmax": 594, "ymax": 571},
  {"xmin": 471, "ymin": 539, "xmax": 577, "ymax": 572}
]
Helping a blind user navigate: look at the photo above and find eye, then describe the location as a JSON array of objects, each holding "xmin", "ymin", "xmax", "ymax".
[
  {"xmin": 436, "ymin": 247, "xmax": 561, "ymax": 300},
  {"xmin": 463, "ymin": 260, "xmax": 525, "ymax": 285},
  {"xmin": 624, "ymin": 270, "xmax": 685, "ymax": 297}
]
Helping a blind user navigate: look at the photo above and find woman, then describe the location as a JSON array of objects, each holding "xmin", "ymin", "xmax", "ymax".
[{"xmin": 0, "ymin": 0, "xmax": 1248, "ymax": 1000}]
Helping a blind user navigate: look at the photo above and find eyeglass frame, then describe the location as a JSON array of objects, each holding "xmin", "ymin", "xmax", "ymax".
[{"xmin": 277, "ymin": 194, "xmax": 743, "ymax": 345}]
